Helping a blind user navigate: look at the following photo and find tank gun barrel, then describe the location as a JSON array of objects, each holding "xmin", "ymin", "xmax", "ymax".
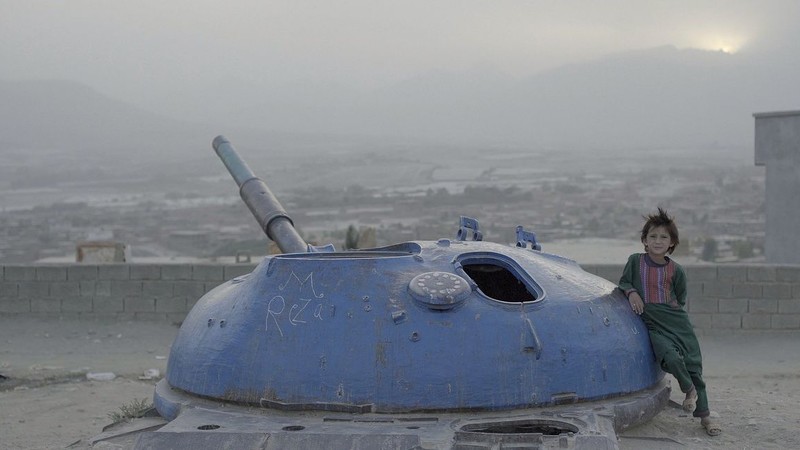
[{"xmin": 212, "ymin": 135, "xmax": 308, "ymax": 254}]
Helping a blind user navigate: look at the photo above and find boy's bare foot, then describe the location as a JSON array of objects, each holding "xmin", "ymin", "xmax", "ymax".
[
  {"xmin": 682, "ymin": 386, "xmax": 697, "ymax": 412},
  {"xmin": 701, "ymin": 416, "xmax": 721, "ymax": 436}
]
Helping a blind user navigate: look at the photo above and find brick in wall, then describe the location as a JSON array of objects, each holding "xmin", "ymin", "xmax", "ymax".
[
  {"xmin": 776, "ymin": 267, "xmax": 800, "ymax": 282},
  {"xmin": 717, "ymin": 266, "xmax": 747, "ymax": 281},
  {"xmin": 4, "ymin": 266, "xmax": 36, "ymax": 281},
  {"xmin": 748, "ymin": 266, "xmax": 776, "ymax": 281},
  {"xmin": 192, "ymin": 265, "xmax": 224, "ymax": 281},
  {"xmin": 62, "ymin": 296, "xmax": 93, "ymax": 313},
  {"xmin": 763, "ymin": 283, "xmax": 793, "ymax": 299},
  {"xmin": 130, "ymin": 265, "xmax": 162, "ymax": 280},
  {"xmin": 156, "ymin": 297, "xmax": 187, "ymax": 313},
  {"xmin": 36, "ymin": 266, "xmax": 67, "ymax": 281},
  {"xmin": 78, "ymin": 281, "xmax": 95, "ymax": 297},
  {"xmin": 687, "ymin": 281, "xmax": 703, "ymax": 297},
  {"xmin": 99, "ymin": 265, "xmax": 130, "ymax": 280},
  {"xmin": 732, "ymin": 283, "xmax": 763, "ymax": 299},
  {"xmin": 111, "ymin": 281, "xmax": 143, "ymax": 297},
  {"xmin": 124, "ymin": 297, "xmax": 155, "ymax": 312},
  {"xmin": 689, "ymin": 313, "xmax": 712, "ymax": 329},
  {"xmin": 68, "ymin": 265, "xmax": 98, "ymax": 281},
  {"xmin": 30, "ymin": 298, "xmax": 60, "ymax": 313},
  {"xmin": 18, "ymin": 282, "xmax": 49, "ymax": 298},
  {"xmin": 93, "ymin": 296, "xmax": 124, "ymax": 313},
  {"xmin": 749, "ymin": 299, "xmax": 778, "ymax": 314},
  {"xmin": 50, "ymin": 281, "xmax": 80, "ymax": 297},
  {"xmin": 685, "ymin": 266, "xmax": 717, "ymax": 281},
  {"xmin": 94, "ymin": 281, "xmax": 112, "ymax": 297},
  {"xmin": 711, "ymin": 314, "xmax": 742, "ymax": 328},
  {"xmin": 718, "ymin": 298, "xmax": 748, "ymax": 313},
  {"xmin": 688, "ymin": 297, "xmax": 718, "ymax": 313},
  {"xmin": 0, "ymin": 282, "xmax": 19, "ymax": 298},
  {"xmin": 742, "ymin": 314, "xmax": 772, "ymax": 329},
  {"xmin": 161, "ymin": 265, "xmax": 192, "ymax": 280},
  {"xmin": 771, "ymin": 314, "xmax": 800, "ymax": 329},
  {"xmin": 702, "ymin": 281, "xmax": 732, "ymax": 298},
  {"xmin": 0, "ymin": 298, "xmax": 30, "ymax": 313},
  {"xmin": 143, "ymin": 281, "xmax": 174, "ymax": 298},
  {"xmin": 779, "ymin": 299, "xmax": 800, "ymax": 314}
]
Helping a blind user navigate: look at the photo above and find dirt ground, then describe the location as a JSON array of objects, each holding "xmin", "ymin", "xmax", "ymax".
[{"xmin": 1, "ymin": 316, "xmax": 799, "ymax": 450}]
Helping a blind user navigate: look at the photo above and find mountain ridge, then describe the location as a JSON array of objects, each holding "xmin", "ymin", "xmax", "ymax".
[{"xmin": 2, "ymin": 45, "xmax": 793, "ymax": 158}]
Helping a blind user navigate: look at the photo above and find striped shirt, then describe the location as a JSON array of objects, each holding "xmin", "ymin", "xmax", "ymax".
[{"xmin": 638, "ymin": 254, "xmax": 680, "ymax": 308}]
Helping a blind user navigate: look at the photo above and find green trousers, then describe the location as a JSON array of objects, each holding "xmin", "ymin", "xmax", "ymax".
[{"xmin": 642, "ymin": 304, "xmax": 709, "ymax": 418}]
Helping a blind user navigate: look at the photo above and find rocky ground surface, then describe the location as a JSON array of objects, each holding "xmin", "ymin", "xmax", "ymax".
[{"xmin": 1, "ymin": 316, "xmax": 798, "ymax": 450}]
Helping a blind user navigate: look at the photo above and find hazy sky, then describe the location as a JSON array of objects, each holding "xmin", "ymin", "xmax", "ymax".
[{"xmin": 3, "ymin": 0, "xmax": 798, "ymax": 100}]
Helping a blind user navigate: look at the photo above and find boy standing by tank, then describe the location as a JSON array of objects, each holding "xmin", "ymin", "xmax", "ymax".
[{"xmin": 618, "ymin": 208, "xmax": 721, "ymax": 436}]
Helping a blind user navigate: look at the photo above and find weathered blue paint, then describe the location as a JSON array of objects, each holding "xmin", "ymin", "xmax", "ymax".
[{"xmin": 162, "ymin": 239, "xmax": 660, "ymax": 417}]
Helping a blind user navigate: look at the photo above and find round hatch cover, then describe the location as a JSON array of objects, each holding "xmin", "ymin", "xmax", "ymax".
[{"xmin": 409, "ymin": 272, "xmax": 471, "ymax": 310}]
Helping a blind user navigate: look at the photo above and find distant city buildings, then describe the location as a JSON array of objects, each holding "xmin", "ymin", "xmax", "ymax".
[{"xmin": 0, "ymin": 148, "xmax": 765, "ymax": 265}]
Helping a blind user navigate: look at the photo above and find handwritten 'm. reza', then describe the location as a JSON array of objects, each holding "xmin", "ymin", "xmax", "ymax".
[{"xmin": 266, "ymin": 272, "xmax": 325, "ymax": 337}]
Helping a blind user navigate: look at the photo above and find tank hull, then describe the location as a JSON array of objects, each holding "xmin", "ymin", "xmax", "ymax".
[{"xmin": 140, "ymin": 376, "xmax": 670, "ymax": 449}]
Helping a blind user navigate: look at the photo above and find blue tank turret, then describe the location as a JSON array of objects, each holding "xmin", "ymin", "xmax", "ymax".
[{"xmin": 143, "ymin": 136, "xmax": 669, "ymax": 450}]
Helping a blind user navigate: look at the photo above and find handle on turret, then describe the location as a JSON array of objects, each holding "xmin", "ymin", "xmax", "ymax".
[{"xmin": 213, "ymin": 135, "xmax": 308, "ymax": 254}]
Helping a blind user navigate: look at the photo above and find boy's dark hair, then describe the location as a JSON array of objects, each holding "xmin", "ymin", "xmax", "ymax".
[{"xmin": 640, "ymin": 207, "xmax": 679, "ymax": 254}]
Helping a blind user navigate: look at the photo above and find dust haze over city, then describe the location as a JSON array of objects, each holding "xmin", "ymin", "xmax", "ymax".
[{"xmin": 1, "ymin": 0, "xmax": 798, "ymax": 264}]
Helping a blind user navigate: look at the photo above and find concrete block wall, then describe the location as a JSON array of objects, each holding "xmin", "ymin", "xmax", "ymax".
[
  {"xmin": 0, "ymin": 263, "xmax": 257, "ymax": 323},
  {"xmin": 583, "ymin": 264, "xmax": 800, "ymax": 331},
  {"xmin": 1, "ymin": 263, "xmax": 800, "ymax": 330}
]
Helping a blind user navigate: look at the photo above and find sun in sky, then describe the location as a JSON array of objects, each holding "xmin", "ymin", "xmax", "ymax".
[{"xmin": 690, "ymin": 33, "xmax": 748, "ymax": 54}]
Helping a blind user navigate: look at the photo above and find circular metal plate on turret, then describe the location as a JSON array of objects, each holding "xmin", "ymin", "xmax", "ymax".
[{"xmin": 408, "ymin": 272, "xmax": 471, "ymax": 310}]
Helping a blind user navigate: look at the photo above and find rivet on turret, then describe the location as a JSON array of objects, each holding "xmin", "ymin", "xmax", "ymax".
[
  {"xmin": 207, "ymin": 318, "xmax": 215, "ymax": 327},
  {"xmin": 410, "ymin": 331, "xmax": 420, "ymax": 342}
]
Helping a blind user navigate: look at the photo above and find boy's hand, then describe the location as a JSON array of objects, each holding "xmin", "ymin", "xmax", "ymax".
[{"xmin": 628, "ymin": 292, "xmax": 644, "ymax": 315}]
